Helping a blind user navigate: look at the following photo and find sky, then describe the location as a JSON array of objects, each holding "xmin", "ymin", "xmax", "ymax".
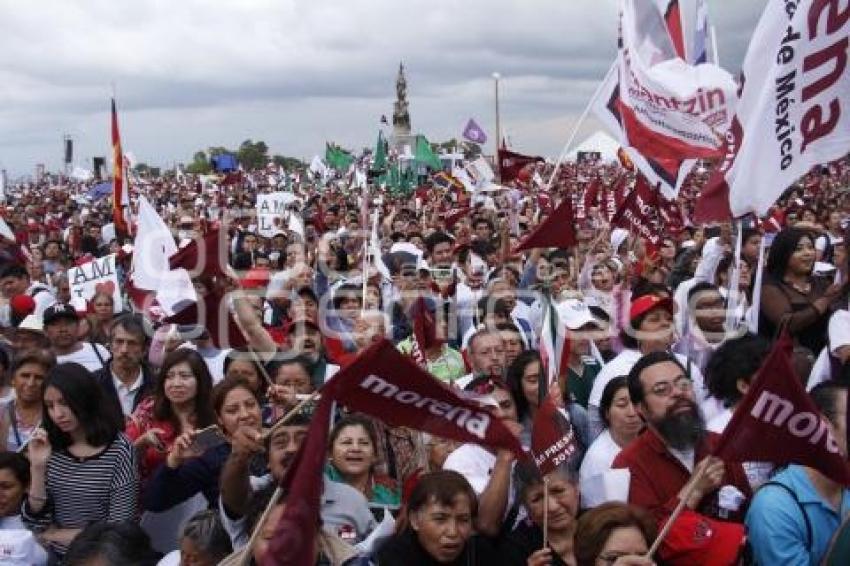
[{"xmin": 0, "ymin": 0, "xmax": 766, "ymax": 177}]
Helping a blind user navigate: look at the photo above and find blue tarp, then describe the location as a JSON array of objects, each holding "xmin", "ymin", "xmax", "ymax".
[
  {"xmin": 211, "ymin": 154, "xmax": 238, "ymax": 173},
  {"xmin": 87, "ymin": 181, "xmax": 112, "ymax": 201}
]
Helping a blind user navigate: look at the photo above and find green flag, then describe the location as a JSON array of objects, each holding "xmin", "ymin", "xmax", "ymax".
[
  {"xmin": 325, "ymin": 144, "xmax": 354, "ymax": 171},
  {"xmin": 414, "ymin": 135, "xmax": 442, "ymax": 170},
  {"xmin": 372, "ymin": 131, "xmax": 387, "ymax": 171}
]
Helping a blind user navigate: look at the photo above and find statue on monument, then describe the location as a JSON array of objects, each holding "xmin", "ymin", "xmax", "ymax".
[{"xmin": 392, "ymin": 62, "xmax": 411, "ymax": 135}]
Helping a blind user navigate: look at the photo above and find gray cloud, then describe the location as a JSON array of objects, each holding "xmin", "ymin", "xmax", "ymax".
[{"xmin": 0, "ymin": 0, "xmax": 766, "ymax": 175}]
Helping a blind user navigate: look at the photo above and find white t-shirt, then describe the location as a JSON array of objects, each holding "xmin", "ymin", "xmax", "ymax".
[
  {"xmin": 56, "ymin": 342, "xmax": 110, "ymax": 373},
  {"xmin": 579, "ymin": 430, "xmax": 626, "ymax": 509},
  {"xmin": 707, "ymin": 407, "xmax": 733, "ymax": 434}
]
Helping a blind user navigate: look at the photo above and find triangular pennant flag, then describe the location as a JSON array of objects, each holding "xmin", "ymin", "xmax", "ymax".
[
  {"xmin": 714, "ymin": 333, "xmax": 850, "ymax": 485},
  {"xmin": 531, "ymin": 386, "xmax": 579, "ymax": 475},
  {"xmin": 415, "ymin": 135, "xmax": 442, "ymax": 170},
  {"xmin": 514, "ymin": 197, "xmax": 576, "ymax": 252},
  {"xmin": 168, "ymin": 227, "xmax": 229, "ymax": 279},
  {"xmin": 462, "ymin": 118, "xmax": 487, "ymax": 145},
  {"xmin": 322, "ymin": 339, "xmax": 524, "ymax": 455},
  {"xmin": 261, "ymin": 394, "xmax": 335, "ymax": 566},
  {"xmin": 497, "ymin": 147, "xmax": 544, "ymax": 182}
]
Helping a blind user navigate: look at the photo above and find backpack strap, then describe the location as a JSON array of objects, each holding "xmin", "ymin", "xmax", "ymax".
[
  {"xmin": 760, "ymin": 480, "xmax": 812, "ymax": 552},
  {"xmin": 90, "ymin": 341, "xmax": 108, "ymax": 371}
]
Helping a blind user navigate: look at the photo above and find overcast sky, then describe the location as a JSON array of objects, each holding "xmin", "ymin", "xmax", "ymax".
[{"xmin": 0, "ymin": 0, "xmax": 766, "ymax": 177}]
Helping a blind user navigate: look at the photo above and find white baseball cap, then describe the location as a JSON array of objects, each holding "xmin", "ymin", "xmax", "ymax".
[{"xmin": 556, "ymin": 299, "xmax": 599, "ymax": 330}]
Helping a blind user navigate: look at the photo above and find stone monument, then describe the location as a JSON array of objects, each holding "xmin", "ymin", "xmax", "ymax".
[{"xmin": 390, "ymin": 62, "xmax": 415, "ymax": 155}]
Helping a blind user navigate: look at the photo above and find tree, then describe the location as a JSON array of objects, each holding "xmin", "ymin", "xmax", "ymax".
[
  {"xmin": 271, "ymin": 155, "xmax": 304, "ymax": 170},
  {"xmin": 237, "ymin": 139, "xmax": 269, "ymax": 171},
  {"xmin": 186, "ymin": 151, "xmax": 211, "ymax": 174},
  {"xmin": 133, "ymin": 162, "xmax": 150, "ymax": 175}
]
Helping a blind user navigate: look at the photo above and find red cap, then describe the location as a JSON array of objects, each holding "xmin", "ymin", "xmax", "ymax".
[
  {"xmin": 9, "ymin": 295, "xmax": 36, "ymax": 316},
  {"xmin": 629, "ymin": 294, "xmax": 674, "ymax": 322},
  {"xmin": 659, "ymin": 509, "xmax": 746, "ymax": 566},
  {"xmin": 241, "ymin": 267, "xmax": 270, "ymax": 290}
]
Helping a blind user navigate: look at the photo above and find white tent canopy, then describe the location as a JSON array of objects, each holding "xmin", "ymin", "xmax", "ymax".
[{"xmin": 567, "ymin": 130, "xmax": 621, "ymax": 162}]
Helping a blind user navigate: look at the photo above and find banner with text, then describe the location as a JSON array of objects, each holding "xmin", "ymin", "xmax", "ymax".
[
  {"xmin": 696, "ymin": 0, "xmax": 850, "ymax": 221},
  {"xmin": 323, "ymin": 339, "xmax": 524, "ymax": 455},
  {"xmin": 617, "ymin": 0, "xmax": 736, "ymax": 164},
  {"xmin": 68, "ymin": 254, "xmax": 122, "ymax": 313},
  {"xmin": 256, "ymin": 192, "xmax": 301, "ymax": 237}
]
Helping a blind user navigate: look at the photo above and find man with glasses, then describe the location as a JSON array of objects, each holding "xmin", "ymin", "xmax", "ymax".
[{"xmin": 612, "ymin": 352, "xmax": 750, "ymax": 555}]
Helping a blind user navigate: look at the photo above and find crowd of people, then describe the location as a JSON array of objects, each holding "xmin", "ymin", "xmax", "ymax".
[{"xmin": 0, "ymin": 150, "xmax": 848, "ymax": 566}]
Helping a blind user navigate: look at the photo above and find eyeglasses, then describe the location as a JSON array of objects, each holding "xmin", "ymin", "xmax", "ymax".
[{"xmin": 647, "ymin": 375, "xmax": 692, "ymax": 397}]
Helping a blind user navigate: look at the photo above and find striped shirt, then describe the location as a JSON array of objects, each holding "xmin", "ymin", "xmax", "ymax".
[{"xmin": 22, "ymin": 433, "xmax": 138, "ymax": 553}]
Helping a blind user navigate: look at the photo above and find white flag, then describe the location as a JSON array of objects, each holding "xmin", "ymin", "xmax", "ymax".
[
  {"xmin": 0, "ymin": 216, "xmax": 15, "ymax": 242},
  {"xmin": 617, "ymin": 0, "xmax": 736, "ymax": 164},
  {"xmin": 698, "ymin": 0, "xmax": 850, "ymax": 219},
  {"xmin": 131, "ymin": 196, "xmax": 196, "ymax": 316},
  {"xmin": 309, "ymin": 155, "xmax": 328, "ymax": 177}
]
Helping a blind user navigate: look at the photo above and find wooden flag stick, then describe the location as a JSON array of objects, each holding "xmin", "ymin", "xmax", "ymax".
[
  {"xmin": 645, "ymin": 464, "xmax": 708, "ymax": 558},
  {"xmin": 247, "ymin": 347, "xmax": 275, "ymax": 386},
  {"xmin": 542, "ymin": 475, "xmax": 551, "ymax": 550},
  {"xmin": 263, "ymin": 389, "xmax": 322, "ymax": 440},
  {"xmin": 218, "ymin": 485, "xmax": 284, "ymax": 566}
]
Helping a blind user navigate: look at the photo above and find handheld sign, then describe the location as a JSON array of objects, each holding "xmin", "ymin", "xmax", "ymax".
[{"xmin": 67, "ymin": 254, "xmax": 122, "ymax": 313}]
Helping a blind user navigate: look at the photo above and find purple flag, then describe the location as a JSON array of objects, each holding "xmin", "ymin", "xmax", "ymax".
[{"xmin": 462, "ymin": 118, "xmax": 487, "ymax": 144}]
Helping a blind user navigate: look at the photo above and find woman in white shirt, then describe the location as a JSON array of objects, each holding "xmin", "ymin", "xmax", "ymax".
[{"xmin": 579, "ymin": 376, "xmax": 642, "ymax": 509}]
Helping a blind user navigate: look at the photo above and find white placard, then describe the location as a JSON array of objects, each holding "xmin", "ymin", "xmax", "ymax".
[
  {"xmin": 67, "ymin": 254, "xmax": 122, "ymax": 313},
  {"xmin": 256, "ymin": 192, "xmax": 301, "ymax": 238}
]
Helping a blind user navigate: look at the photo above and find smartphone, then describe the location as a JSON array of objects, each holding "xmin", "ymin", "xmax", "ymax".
[{"xmin": 190, "ymin": 425, "xmax": 228, "ymax": 453}]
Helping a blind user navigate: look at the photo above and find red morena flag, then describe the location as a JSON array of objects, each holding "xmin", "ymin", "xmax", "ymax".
[
  {"xmin": 323, "ymin": 339, "xmax": 524, "ymax": 455},
  {"xmin": 262, "ymin": 339, "xmax": 524, "ymax": 565},
  {"xmin": 713, "ymin": 333, "xmax": 850, "ymax": 486},
  {"xmin": 531, "ymin": 383, "xmax": 579, "ymax": 475},
  {"xmin": 498, "ymin": 148, "xmax": 544, "ymax": 182},
  {"xmin": 260, "ymin": 393, "xmax": 335, "ymax": 566},
  {"xmin": 169, "ymin": 227, "xmax": 230, "ymax": 279},
  {"xmin": 514, "ymin": 197, "xmax": 576, "ymax": 253},
  {"xmin": 610, "ymin": 175, "xmax": 662, "ymax": 255}
]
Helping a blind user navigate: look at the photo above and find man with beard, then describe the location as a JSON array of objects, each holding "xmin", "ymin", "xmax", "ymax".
[
  {"xmin": 613, "ymin": 351, "xmax": 751, "ymax": 524},
  {"xmin": 218, "ymin": 411, "xmax": 375, "ymax": 549}
]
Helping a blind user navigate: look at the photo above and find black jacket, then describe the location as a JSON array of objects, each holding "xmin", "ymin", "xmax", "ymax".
[{"xmin": 93, "ymin": 361, "xmax": 157, "ymax": 418}]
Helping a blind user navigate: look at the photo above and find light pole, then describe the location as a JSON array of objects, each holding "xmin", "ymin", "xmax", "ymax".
[{"xmin": 492, "ymin": 72, "xmax": 501, "ymax": 181}]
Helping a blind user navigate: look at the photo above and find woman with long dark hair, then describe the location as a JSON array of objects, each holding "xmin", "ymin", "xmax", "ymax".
[
  {"xmin": 505, "ymin": 350, "xmax": 591, "ymax": 452},
  {"xmin": 126, "ymin": 348, "xmax": 216, "ymax": 484},
  {"xmin": 23, "ymin": 363, "xmax": 137, "ymax": 558},
  {"xmin": 760, "ymin": 227, "xmax": 846, "ymax": 353}
]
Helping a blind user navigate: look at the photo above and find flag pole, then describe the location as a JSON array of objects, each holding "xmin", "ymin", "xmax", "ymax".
[
  {"xmin": 725, "ymin": 220, "xmax": 744, "ymax": 333},
  {"xmin": 264, "ymin": 389, "xmax": 323, "ymax": 440},
  {"xmin": 543, "ymin": 65, "xmax": 615, "ymax": 194},
  {"xmin": 218, "ymin": 485, "xmax": 284, "ymax": 566},
  {"xmin": 542, "ymin": 475, "xmax": 550, "ymax": 550},
  {"xmin": 746, "ymin": 233, "xmax": 766, "ymax": 333},
  {"xmin": 645, "ymin": 465, "xmax": 708, "ymax": 558}
]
